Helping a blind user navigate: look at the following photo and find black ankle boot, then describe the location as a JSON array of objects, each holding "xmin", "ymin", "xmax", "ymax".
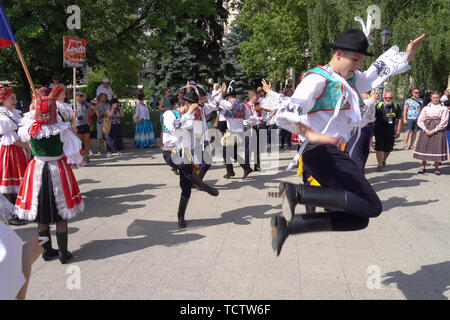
[
  {"xmin": 186, "ymin": 173, "xmax": 219, "ymax": 196},
  {"xmin": 223, "ymin": 164, "xmax": 235, "ymax": 178},
  {"xmin": 177, "ymin": 195, "xmax": 189, "ymax": 228},
  {"xmin": 38, "ymin": 229, "xmax": 59, "ymax": 261},
  {"xmin": 56, "ymin": 232, "xmax": 72, "ymax": 264}
]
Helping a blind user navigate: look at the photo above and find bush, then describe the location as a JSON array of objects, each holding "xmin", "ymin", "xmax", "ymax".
[{"xmin": 86, "ymin": 80, "xmax": 102, "ymax": 100}]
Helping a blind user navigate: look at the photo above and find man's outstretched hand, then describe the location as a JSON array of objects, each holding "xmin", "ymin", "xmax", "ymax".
[{"xmin": 406, "ymin": 33, "xmax": 426, "ymax": 62}]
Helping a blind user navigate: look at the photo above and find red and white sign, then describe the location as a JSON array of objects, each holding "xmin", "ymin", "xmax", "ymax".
[{"xmin": 63, "ymin": 36, "xmax": 86, "ymax": 68}]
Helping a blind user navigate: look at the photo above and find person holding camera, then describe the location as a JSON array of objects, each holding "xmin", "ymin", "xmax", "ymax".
[
  {"xmin": 94, "ymin": 93, "xmax": 111, "ymax": 155},
  {"xmin": 73, "ymin": 92, "xmax": 93, "ymax": 163},
  {"xmin": 106, "ymin": 98, "xmax": 124, "ymax": 157}
]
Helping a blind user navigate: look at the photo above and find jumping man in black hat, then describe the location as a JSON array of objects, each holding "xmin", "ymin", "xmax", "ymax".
[{"xmin": 263, "ymin": 29, "xmax": 425, "ymax": 256}]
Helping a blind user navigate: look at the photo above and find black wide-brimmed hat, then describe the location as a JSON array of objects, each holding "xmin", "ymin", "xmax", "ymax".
[
  {"xmin": 183, "ymin": 91, "xmax": 199, "ymax": 103},
  {"xmin": 197, "ymin": 86, "xmax": 207, "ymax": 97},
  {"xmin": 329, "ymin": 29, "xmax": 373, "ymax": 56}
]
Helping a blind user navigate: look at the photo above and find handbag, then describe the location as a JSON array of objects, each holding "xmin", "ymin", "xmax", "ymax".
[
  {"xmin": 212, "ymin": 113, "xmax": 219, "ymax": 129},
  {"xmin": 102, "ymin": 116, "xmax": 112, "ymax": 135}
]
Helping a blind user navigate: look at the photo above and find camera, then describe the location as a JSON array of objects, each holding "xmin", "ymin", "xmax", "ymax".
[{"xmin": 77, "ymin": 115, "xmax": 84, "ymax": 121}]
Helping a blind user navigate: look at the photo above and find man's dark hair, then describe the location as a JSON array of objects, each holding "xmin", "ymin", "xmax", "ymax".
[{"xmin": 138, "ymin": 93, "xmax": 145, "ymax": 101}]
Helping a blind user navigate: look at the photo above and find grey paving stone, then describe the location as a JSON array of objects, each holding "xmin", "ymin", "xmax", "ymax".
[{"xmin": 10, "ymin": 135, "xmax": 449, "ymax": 300}]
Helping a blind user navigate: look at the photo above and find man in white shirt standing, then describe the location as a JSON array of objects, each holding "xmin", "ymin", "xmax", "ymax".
[
  {"xmin": 216, "ymin": 85, "xmax": 256, "ymax": 179},
  {"xmin": 96, "ymin": 78, "xmax": 113, "ymax": 101}
]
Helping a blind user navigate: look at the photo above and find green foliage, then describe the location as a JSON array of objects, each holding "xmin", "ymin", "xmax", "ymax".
[
  {"xmin": 145, "ymin": 0, "xmax": 228, "ymax": 97},
  {"xmin": 222, "ymin": 21, "xmax": 263, "ymax": 97},
  {"xmin": 238, "ymin": 0, "xmax": 449, "ymax": 95},
  {"xmin": 384, "ymin": 0, "xmax": 450, "ymax": 95},
  {"xmin": 239, "ymin": 0, "xmax": 309, "ymax": 81}
]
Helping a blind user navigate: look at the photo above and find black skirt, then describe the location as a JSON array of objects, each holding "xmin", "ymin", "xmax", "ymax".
[{"xmin": 35, "ymin": 162, "xmax": 63, "ymax": 224}]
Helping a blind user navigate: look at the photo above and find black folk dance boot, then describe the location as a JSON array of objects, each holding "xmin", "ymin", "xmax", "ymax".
[
  {"xmin": 223, "ymin": 164, "xmax": 235, "ymax": 179},
  {"xmin": 56, "ymin": 232, "xmax": 73, "ymax": 264},
  {"xmin": 271, "ymin": 213, "xmax": 334, "ymax": 256},
  {"xmin": 186, "ymin": 173, "xmax": 219, "ymax": 197},
  {"xmin": 242, "ymin": 164, "xmax": 253, "ymax": 179},
  {"xmin": 177, "ymin": 195, "xmax": 189, "ymax": 228},
  {"xmin": 270, "ymin": 183, "xmax": 348, "ymax": 256},
  {"xmin": 38, "ymin": 229, "xmax": 59, "ymax": 261},
  {"xmin": 276, "ymin": 182, "xmax": 347, "ymax": 220},
  {"xmin": 197, "ymin": 170, "xmax": 206, "ymax": 181}
]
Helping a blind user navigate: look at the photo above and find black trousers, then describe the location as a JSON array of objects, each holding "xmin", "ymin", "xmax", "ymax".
[
  {"xmin": 193, "ymin": 139, "xmax": 212, "ymax": 175},
  {"xmin": 302, "ymin": 144, "xmax": 382, "ymax": 227},
  {"xmin": 247, "ymin": 127, "xmax": 261, "ymax": 167},
  {"xmin": 280, "ymin": 128, "xmax": 291, "ymax": 147},
  {"xmin": 163, "ymin": 150, "xmax": 194, "ymax": 198},
  {"xmin": 222, "ymin": 132, "xmax": 250, "ymax": 170}
]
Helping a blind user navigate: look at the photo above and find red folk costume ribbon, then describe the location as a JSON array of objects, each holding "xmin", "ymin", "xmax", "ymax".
[{"xmin": 0, "ymin": 85, "xmax": 14, "ymax": 104}]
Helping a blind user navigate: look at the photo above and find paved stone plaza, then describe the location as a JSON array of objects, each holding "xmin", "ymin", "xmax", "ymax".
[{"xmin": 12, "ymin": 134, "xmax": 450, "ymax": 300}]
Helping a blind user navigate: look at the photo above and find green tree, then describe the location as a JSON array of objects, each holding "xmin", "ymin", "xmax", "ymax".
[
  {"xmin": 238, "ymin": 0, "xmax": 309, "ymax": 82},
  {"xmin": 145, "ymin": 0, "xmax": 228, "ymax": 96},
  {"xmin": 0, "ymin": 0, "xmax": 222, "ymax": 104},
  {"xmin": 222, "ymin": 21, "xmax": 263, "ymax": 97}
]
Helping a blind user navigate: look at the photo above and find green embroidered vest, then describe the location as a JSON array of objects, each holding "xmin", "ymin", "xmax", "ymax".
[
  {"xmin": 30, "ymin": 134, "xmax": 64, "ymax": 157},
  {"xmin": 302, "ymin": 66, "xmax": 364, "ymax": 114}
]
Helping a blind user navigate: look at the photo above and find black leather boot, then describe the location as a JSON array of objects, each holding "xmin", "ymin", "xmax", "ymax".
[
  {"xmin": 198, "ymin": 170, "xmax": 206, "ymax": 181},
  {"xmin": 279, "ymin": 182, "xmax": 347, "ymax": 219},
  {"xmin": 223, "ymin": 164, "xmax": 235, "ymax": 178},
  {"xmin": 177, "ymin": 195, "xmax": 189, "ymax": 228},
  {"xmin": 186, "ymin": 173, "xmax": 219, "ymax": 196},
  {"xmin": 242, "ymin": 165, "xmax": 253, "ymax": 179},
  {"xmin": 38, "ymin": 229, "xmax": 59, "ymax": 261},
  {"xmin": 7, "ymin": 217, "xmax": 28, "ymax": 226},
  {"xmin": 271, "ymin": 213, "xmax": 334, "ymax": 256},
  {"xmin": 56, "ymin": 232, "xmax": 72, "ymax": 264}
]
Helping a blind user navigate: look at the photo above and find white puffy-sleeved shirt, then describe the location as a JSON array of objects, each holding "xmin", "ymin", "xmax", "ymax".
[
  {"xmin": 162, "ymin": 109, "xmax": 195, "ymax": 149},
  {"xmin": 217, "ymin": 99, "xmax": 253, "ymax": 133},
  {"xmin": 0, "ymin": 106, "xmax": 22, "ymax": 146},
  {"xmin": 133, "ymin": 102, "xmax": 150, "ymax": 121},
  {"xmin": 193, "ymin": 102, "xmax": 218, "ymax": 141},
  {"xmin": 18, "ymin": 107, "xmax": 83, "ymax": 166},
  {"xmin": 267, "ymin": 46, "xmax": 411, "ymax": 142}
]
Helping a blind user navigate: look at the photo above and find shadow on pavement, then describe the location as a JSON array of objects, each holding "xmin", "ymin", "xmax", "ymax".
[
  {"xmin": 383, "ymin": 261, "xmax": 450, "ymax": 300},
  {"xmin": 210, "ymin": 168, "xmax": 295, "ymax": 191},
  {"xmin": 365, "ymin": 161, "xmax": 421, "ymax": 174},
  {"xmin": 77, "ymin": 178, "xmax": 101, "ymax": 185},
  {"xmin": 368, "ymin": 172, "xmax": 429, "ymax": 192},
  {"xmin": 11, "ymin": 225, "xmax": 80, "ymax": 241},
  {"xmin": 72, "ymin": 183, "xmax": 165, "ymax": 222},
  {"xmin": 70, "ymin": 204, "xmax": 279, "ymax": 262},
  {"xmin": 382, "ymin": 196, "xmax": 439, "ymax": 212}
]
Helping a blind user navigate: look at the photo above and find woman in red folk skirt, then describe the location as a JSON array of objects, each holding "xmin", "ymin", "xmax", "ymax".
[
  {"xmin": 16, "ymin": 93, "xmax": 84, "ymax": 264},
  {"xmin": 0, "ymin": 85, "xmax": 31, "ymax": 225}
]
